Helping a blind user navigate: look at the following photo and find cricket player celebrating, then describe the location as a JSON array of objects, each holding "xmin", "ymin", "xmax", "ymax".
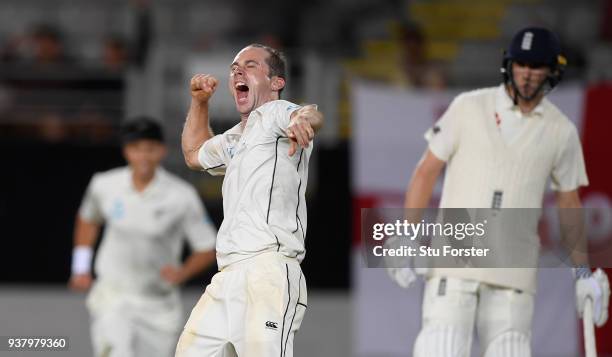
[
  {"xmin": 176, "ymin": 44, "xmax": 323, "ymax": 356},
  {"xmin": 388, "ymin": 27, "xmax": 610, "ymax": 356},
  {"xmin": 68, "ymin": 117, "xmax": 217, "ymax": 357}
]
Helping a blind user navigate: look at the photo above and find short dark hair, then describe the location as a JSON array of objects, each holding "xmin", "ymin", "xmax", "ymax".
[
  {"xmin": 248, "ymin": 43, "xmax": 287, "ymax": 96},
  {"xmin": 120, "ymin": 117, "xmax": 164, "ymax": 144}
]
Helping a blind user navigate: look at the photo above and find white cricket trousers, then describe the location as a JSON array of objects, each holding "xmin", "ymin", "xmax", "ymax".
[
  {"xmin": 175, "ymin": 252, "xmax": 307, "ymax": 357},
  {"xmin": 87, "ymin": 281, "xmax": 182, "ymax": 357},
  {"xmin": 414, "ymin": 276, "xmax": 534, "ymax": 357}
]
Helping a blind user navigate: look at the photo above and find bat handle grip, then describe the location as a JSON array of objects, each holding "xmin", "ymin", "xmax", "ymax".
[{"xmin": 583, "ymin": 297, "xmax": 597, "ymax": 357}]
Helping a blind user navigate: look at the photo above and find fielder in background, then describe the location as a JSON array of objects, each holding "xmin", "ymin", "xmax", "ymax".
[
  {"xmin": 68, "ymin": 117, "xmax": 217, "ymax": 357},
  {"xmin": 177, "ymin": 44, "xmax": 323, "ymax": 356},
  {"xmin": 388, "ymin": 27, "xmax": 610, "ymax": 356}
]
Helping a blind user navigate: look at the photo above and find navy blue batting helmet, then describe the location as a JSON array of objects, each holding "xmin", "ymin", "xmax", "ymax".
[
  {"xmin": 506, "ymin": 27, "xmax": 561, "ymax": 66},
  {"xmin": 501, "ymin": 27, "xmax": 567, "ymax": 99}
]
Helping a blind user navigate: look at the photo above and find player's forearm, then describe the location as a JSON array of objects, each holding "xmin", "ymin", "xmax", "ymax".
[
  {"xmin": 71, "ymin": 216, "xmax": 99, "ymax": 278},
  {"xmin": 291, "ymin": 104, "xmax": 323, "ymax": 132},
  {"xmin": 178, "ymin": 250, "xmax": 216, "ymax": 283},
  {"xmin": 403, "ymin": 172, "xmax": 436, "ymax": 225},
  {"xmin": 557, "ymin": 191, "xmax": 589, "ymax": 266},
  {"xmin": 404, "ymin": 170, "xmax": 437, "ymax": 209},
  {"xmin": 73, "ymin": 216, "xmax": 100, "ymax": 247},
  {"xmin": 306, "ymin": 108, "xmax": 323, "ymax": 132},
  {"xmin": 182, "ymin": 100, "xmax": 214, "ymax": 169},
  {"xmin": 405, "ymin": 150, "xmax": 445, "ymax": 211}
]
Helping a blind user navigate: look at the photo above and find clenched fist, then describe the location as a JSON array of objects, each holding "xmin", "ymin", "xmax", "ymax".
[
  {"xmin": 160, "ymin": 265, "xmax": 185, "ymax": 285},
  {"xmin": 190, "ymin": 74, "xmax": 219, "ymax": 104},
  {"xmin": 68, "ymin": 273, "xmax": 93, "ymax": 292}
]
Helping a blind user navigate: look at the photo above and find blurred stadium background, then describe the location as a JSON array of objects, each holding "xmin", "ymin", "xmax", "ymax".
[{"xmin": 0, "ymin": 0, "xmax": 611, "ymax": 356}]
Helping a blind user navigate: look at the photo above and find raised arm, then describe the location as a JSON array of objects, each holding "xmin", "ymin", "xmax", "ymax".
[{"xmin": 182, "ymin": 74, "xmax": 218, "ymax": 170}]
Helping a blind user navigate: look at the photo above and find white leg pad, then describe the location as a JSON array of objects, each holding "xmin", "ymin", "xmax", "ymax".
[
  {"xmin": 482, "ymin": 331, "xmax": 531, "ymax": 357},
  {"xmin": 414, "ymin": 325, "xmax": 472, "ymax": 357},
  {"xmin": 413, "ymin": 277, "xmax": 479, "ymax": 357}
]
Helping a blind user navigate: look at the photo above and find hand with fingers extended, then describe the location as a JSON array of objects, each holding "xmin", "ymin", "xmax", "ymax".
[
  {"xmin": 190, "ymin": 74, "xmax": 219, "ymax": 104},
  {"xmin": 287, "ymin": 104, "xmax": 322, "ymax": 156}
]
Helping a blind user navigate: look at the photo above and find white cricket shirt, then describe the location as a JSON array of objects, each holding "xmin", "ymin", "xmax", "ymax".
[
  {"xmin": 424, "ymin": 85, "xmax": 588, "ymax": 292},
  {"xmin": 79, "ymin": 166, "xmax": 216, "ymax": 295},
  {"xmin": 197, "ymin": 100, "xmax": 312, "ymax": 270}
]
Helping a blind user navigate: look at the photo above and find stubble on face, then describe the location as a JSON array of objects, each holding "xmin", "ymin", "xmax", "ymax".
[{"xmin": 511, "ymin": 62, "xmax": 550, "ymax": 101}]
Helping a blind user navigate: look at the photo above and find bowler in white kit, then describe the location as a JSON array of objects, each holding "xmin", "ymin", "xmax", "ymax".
[
  {"xmin": 68, "ymin": 117, "xmax": 218, "ymax": 357},
  {"xmin": 387, "ymin": 27, "xmax": 610, "ymax": 356},
  {"xmin": 177, "ymin": 44, "xmax": 323, "ymax": 356}
]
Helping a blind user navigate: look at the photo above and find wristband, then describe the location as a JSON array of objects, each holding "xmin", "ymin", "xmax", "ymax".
[
  {"xmin": 573, "ymin": 264, "xmax": 592, "ymax": 280},
  {"xmin": 71, "ymin": 246, "xmax": 93, "ymax": 275}
]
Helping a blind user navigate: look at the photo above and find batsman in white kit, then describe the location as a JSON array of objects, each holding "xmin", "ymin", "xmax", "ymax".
[
  {"xmin": 68, "ymin": 117, "xmax": 218, "ymax": 357},
  {"xmin": 387, "ymin": 27, "xmax": 611, "ymax": 356},
  {"xmin": 176, "ymin": 44, "xmax": 323, "ymax": 356}
]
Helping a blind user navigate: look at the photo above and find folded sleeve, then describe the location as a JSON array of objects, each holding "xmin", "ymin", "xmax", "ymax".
[
  {"xmin": 197, "ymin": 124, "xmax": 242, "ymax": 176},
  {"xmin": 424, "ymin": 96, "xmax": 464, "ymax": 162}
]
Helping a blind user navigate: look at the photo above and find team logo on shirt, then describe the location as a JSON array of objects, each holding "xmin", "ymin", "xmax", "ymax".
[
  {"xmin": 265, "ymin": 321, "xmax": 278, "ymax": 330},
  {"xmin": 111, "ymin": 199, "xmax": 125, "ymax": 220},
  {"xmin": 225, "ymin": 133, "xmax": 242, "ymax": 159}
]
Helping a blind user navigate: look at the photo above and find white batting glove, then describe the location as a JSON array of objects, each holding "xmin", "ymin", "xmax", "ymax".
[
  {"xmin": 576, "ymin": 268, "xmax": 610, "ymax": 327},
  {"xmin": 387, "ymin": 267, "xmax": 417, "ymax": 289},
  {"xmin": 383, "ymin": 236, "xmax": 428, "ymax": 289}
]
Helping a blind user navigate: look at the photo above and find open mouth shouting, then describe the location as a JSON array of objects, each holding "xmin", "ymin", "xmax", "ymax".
[{"xmin": 234, "ymin": 81, "xmax": 249, "ymax": 105}]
